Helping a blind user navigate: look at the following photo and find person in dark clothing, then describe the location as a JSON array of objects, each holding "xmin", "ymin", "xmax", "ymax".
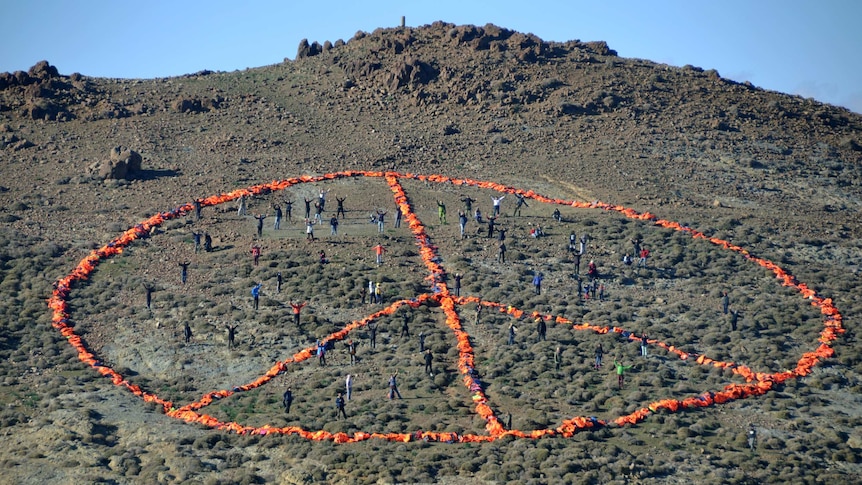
[
  {"xmin": 179, "ymin": 262, "xmax": 190, "ymax": 284},
  {"xmin": 554, "ymin": 346, "xmax": 562, "ymax": 370},
  {"xmin": 273, "ymin": 204, "xmax": 282, "ymax": 230},
  {"xmin": 204, "ymin": 233, "xmax": 212, "ymax": 252},
  {"xmin": 595, "ymin": 343, "xmax": 604, "ymax": 369},
  {"xmin": 461, "ymin": 196, "xmax": 476, "ymax": 213},
  {"xmin": 304, "ymin": 198, "xmax": 312, "ymax": 219},
  {"xmin": 347, "ymin": 339, "xmax": 357, "ymax": 365},
  {"xmin": 453, "ymin": 273, "xmax": 462, "ymax": 297},
  {"xmin": 536, "ymin": 318, "xmax": 547, "ymax": 341},
  {"xmin": 424, "ymin": 349, "xmax": 433, "ymax": 376},
  {"xmin": 497, "ymin": 228, "xmax": 507, "ymax": 242},
  {"xmin": 183, "ymin": 322, "xmax": 192, "ymax": 343},
  {"xmin": 144, "ymin": 283, "xmax": 154, "ymax": 309},
  {"xmin": 276, "ymin": 272, "xmax": 282, "ymax": 294},
  {"xmin": 486, "ymin": 216, "xmax": 496, "ymax": 238},
  {"xmin": 721, "ymin": 291, "xmax": 730, "ymax": 314},
  {"xmin": 284, "ymin": 199, "xmax": 293, "ymax": 221},
  {"xmin": 193, "ymin": 231, "xmax": 201, "ymax": 253},
  {"xmin": 193, "ymin": 199, "xmax": 202, "ymax": 221},
  {"xmin": 572, "ymin": 252, "xmax": 581, "ymax": 275},
  {"xmin": 226, "ymin": 323, "xmax": 238, "ymax": 349},
  {"xmin": 335, "ymin": 393, "xmax": 347, "ymax": 419},
  {"xmin": 513, "ymin": 194, "xmax": 528, "ymax": 216},
  {"xmin": 730, "ymin": 310, "xmax": 739, "ymax": 331},
  {"xmin": 336, "ymin": 196, "xmax": 346, "ymax": 219},
  {"xmin": 401, "ymin": 314, "xmax": 410, "ymax": 337},
  {"xmin": 497, "ymin": 242, "xmax": 507, "ymax": 263},
  {"xmin": 254, "ymin": 213, "xmax": 266, "ymax": 237},
  {"xmin": 283, "ymin": 387, "xmax": 293, "ymax": 413},
  {"xmin": 369, "ymin": 322, "xmax": 378, "ymax": 349}
]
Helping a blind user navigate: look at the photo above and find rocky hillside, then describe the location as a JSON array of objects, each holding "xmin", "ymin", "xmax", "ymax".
[{"xmin": 0, "ymin": 21, "xmax": 861, "ymax": 484}]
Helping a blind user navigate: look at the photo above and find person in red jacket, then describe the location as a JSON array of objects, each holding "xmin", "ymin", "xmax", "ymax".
[
  {"xmin": 290, "ymin": 301, "xmax": 307, "ymax": 326},
  {"xmin": 373, "ymin": 244, "xmax": 387, "ymax": 264},
  {"xmin": 638, "ymin": 247, "xmax": 650, "ymax": 268}
]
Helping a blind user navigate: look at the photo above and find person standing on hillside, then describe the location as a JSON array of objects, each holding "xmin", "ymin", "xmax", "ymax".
[
  {"xmin": 251, "ymin": 282, "xmax": 262, "ymax": 310},
  {"xmin": 272, "ymin": 204, "xmax": 282, "ymax": 230},
  {"xmin": 536, "ymin": 317, "xmax": 547, "ymax": 342},
  {"xmin": 237, "ymin": 195, "xmax": 247, "ymax": 216},
  {"xmin": 554, "ymin": 346, "xmax": 562, "ymax": 370},
  {"xmin": 254, "ymin": 213, "xmax": 266, "ymax": 238},
  {"xmin": 491, "ymin": 195, "xmax": 505, "ymax": 217},
  {"xmin": 283, "ymin": 387, "xmax": 293, "ymax": 413},
  {"xmin": 595, "ymin": 343, "xmax": 604, "ymax": 369},
  {"xmin": 721, "ymin": 291, "xmax": 730, "ymax": 314},
  {"xmin": 374, "ymin": 282, "xmax": 383, "ymax": 304},
  {"xmin": 276, "ymin": 272, "xmax": 282, "ymax": 294},
  {"xmin": 400, "ymin": 312, "xmax": 410, "ymax": 337},
  {"xmin": 143, "ymin": 283, "xmax": 155, "ymax": 309},
  {"xmin": 305, "ymin": 218, "xmax": 316, "ymax": 241},
  {"xmin": 183, "ymin": 322, "xmax": 192, "ymax": 344},
  {"xmin": 250, "ymin": 244, "xmax": 261, "ymax": 266},
  {"xmin": 179, "ymin": 261, "xmax": 190, "ymax": 284},
  {"xmin": 226, "ymin": 323, "xmax": 238, "ymax": 349},
  {"xmin": 497, "ymin": 242, "xmax": 507, "ymax": 263},
  {"xmin": 284, "ymin": 199, "xmax": 293, "ymax": 222},
  {"xmin": 419, "ymin": 332, "xmax": 426, "ymax": 352},
  {"xmin": 486, "ymin": 215, "xmax": 497, "ymax": 238},
  {"xmin": 641, "ymin": 334, "xmax": 649, "ymax": 357},
  {"xmin": 730, "ymin": 310, "xmax": 739, "ymax": 331},
  {"xmin": 335, "ymin": 392, "xmax": 347, "ymax": 419},
  {"xmin": 313, "ymin": 201, "xmax": 323, "ymax": 224},
  {"xmin": 193, "ymin": 198, "xmax": 202, "ymax": 221},
  {"xmin": 347, "ymin": 339, "xmax": 357, "ymax": 365},
  {"xmin": 303, "ymin": 197, "xmax": 312, "ymax": 219},
  {"xmin": 368, "ymin": 280, "xmax": 375, "ymax": 304},
  {"xmin": 329, "ymin": 216, "xmax": 339, "ymax": 236},
  {"xmin": 318, "ymin": 188, "xmax": 329, "ymax": 212},
  {"xmin": 336, "ymin": 196, "xmax": 346, "ymax": 219},
  {"xmin": 497, "ymin": 227, "xmax": 507, "ymax": 242},
  {"xmin": 394, "ymin": 205, "xmax": 402, "ymax": 228},
  {"xmin": 317, "ymin": 339, "xmax": 327, "ymax": 366},
  {"xmin": 193, "ymin": 231, "xmax": 201, "ymax": 253},
  {"xmin": 513, "ymin": 194, "xmax": 528, "ymax": 216},
  {"xmin": 290, "ymin": 301, "xmax": 306, "ymax": 326},
  {"xmin": 474, "ymin": 207, "xmax": 483, "ymax": 224},
  {"xmin": 424, "ymin": 349, "xmax": 434, "ymax": 376},
  {"xmin": 474, "ymin": 304, "xmax": 483, "ymax": 325},
  {"xmin": 579, "ymin": 234, "xmax": 589, "ymax": 256},
  {"xmin": 345, "ymin": 374, "xmax": 354, "ymax": 400},
  {"xmin": 614, "ymin": 358, "xmax": 632, "ymax": 388},
  {"xmin": 461, "ymin": 196, "xmax": 476, "ymax": 213},
  {"xmin": 507, "ymin": 322, "xmax": 517, "ymax": 345},
  {"xmin": 373, "ymin": 244, "xmax": 387, "ymax": 264},
  {"xmin": 533, "ymin": 272, "xmax": 544, "ymax": 295},
  {"xmin": 388, "ymin": 371, "xmax": 403, "ymax": 400},
  {"xmin": 204, "ymin": 233, "xmax": 212, "ymax": 252},
  {"xmin": 437, "ymin": 200, "xmax": 447, "ymax": 224},
  {"xmin": 638, "ymin": 247, "xmax": 650, "ymax": 268},
  {"xmin": 458, "ymin": 210, "xmax": 468, "ymax": 238},
  {"xmin": 369, "ymin": 322, "xmax": 378, "ymax": 349},
  {"xmin": 376, "ymin": 209, "xmax": 387, "ymax": 233},
  {"xmin": 453, "ymin": 272, "xmax": 463, "ymax": 297}
]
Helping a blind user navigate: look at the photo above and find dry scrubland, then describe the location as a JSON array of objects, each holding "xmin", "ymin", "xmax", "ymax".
[{"xmin": 1, "ymin": 20, "xmax": 862, "ymax": 484}]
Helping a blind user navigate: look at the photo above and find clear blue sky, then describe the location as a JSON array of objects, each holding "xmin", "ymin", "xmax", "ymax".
[{"xmin": 2, "ymin": 0, "xmax": 860, "ymax": 113}]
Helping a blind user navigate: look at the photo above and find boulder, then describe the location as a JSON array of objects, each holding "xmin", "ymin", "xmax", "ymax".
[{"xmin": 89, "ymin": 146, "xmax": 143, "ymax": 180}]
